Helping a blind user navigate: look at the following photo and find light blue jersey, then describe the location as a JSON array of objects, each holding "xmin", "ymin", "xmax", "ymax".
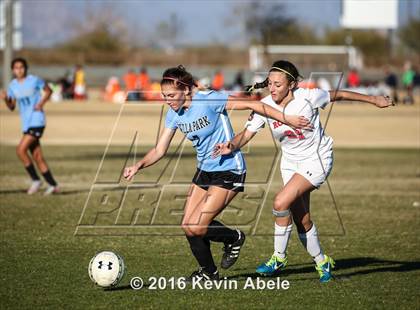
[
  {"xmin": 165, "ymin": 90, "xmax": 246, "ymax": 174},
  {"xmin": 7, "ymin": 75, "xmax": 46, "ymax": 132}
]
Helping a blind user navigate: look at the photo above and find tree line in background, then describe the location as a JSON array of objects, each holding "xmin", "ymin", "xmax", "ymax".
[
  {"xmin": 6, "ymin": 2, "xmax": 420, "ymax": 67},
  {"xmin": 239, "ymin": 2, "xmax": 419, "ymax": 67}
]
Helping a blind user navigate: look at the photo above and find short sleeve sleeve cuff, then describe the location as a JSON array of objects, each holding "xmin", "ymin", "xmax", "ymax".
[
  {"xmin": 245, "ymin": 112, "xmax": 266, "ymax": 132},
  {"xmin": 36, "ymin": 77, "xmax": 46, "ymax": 90},
  {"xmin": 309, "ymin": 88, "xmax": 330, "ymax": 109},
  {"xmin": 164, "ymin": 109, "xmax": 178, "ymax": 130},
  {"xmin": 7, "ymin": 86, "xmax": 15, "ymax": 99}
]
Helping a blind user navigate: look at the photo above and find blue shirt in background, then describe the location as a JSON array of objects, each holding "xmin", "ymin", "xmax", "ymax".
[{"xmin": 7, "ymin": 75, "xmax": 46, "ymax": 132}]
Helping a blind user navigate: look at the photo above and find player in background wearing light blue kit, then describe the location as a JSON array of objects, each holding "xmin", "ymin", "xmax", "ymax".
[
  {"xmin": 1, "ymin": 58, "xmax": 59, "ymax": 195},
  {"xmin": 124, "ymin": 65, "xmax": 311, "ymax": 282}
]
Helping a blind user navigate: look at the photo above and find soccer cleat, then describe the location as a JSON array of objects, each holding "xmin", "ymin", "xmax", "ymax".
[
  {"xmin": 44, "ymin": 185, "xmax": 60, "ymax": 196},
  {"xmin": 27, "ymin": 180, "xmax": 42, "ymax": 195},
  {"xmin": 221, "ymin": 230, "xmax": 246, "ymax": 269},
  {"xmin": 256, "ymin": 254, "xmax": 288, "ymax": 276},
  {"xmin": 315, "ymin": 255, "xmax": 335, "ymax": 283},
  {"xmin": 186, "ymin": 267, "xmax": 219, "ymax": 283}
]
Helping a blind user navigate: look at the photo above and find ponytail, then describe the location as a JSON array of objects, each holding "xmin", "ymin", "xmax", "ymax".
[
  {"xmin": 245, "ymin": 78, "xmax": 269, "ymax": 94},
  {"xmin": 246, "ymin": 60, "xmax": 302, "ymax": 94},
  {"xmin": 161, "ymin": 65, "xmax": 197, "ymax": 91}
]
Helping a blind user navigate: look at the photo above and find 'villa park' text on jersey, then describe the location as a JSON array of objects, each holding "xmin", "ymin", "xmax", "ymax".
[
  {"xmin": 165, "ymin": 90, "xmax": 246, "ymax": 174},
  {"xmin": 178, "ymin": 116, "xmax": 211, "ymax": 134}
]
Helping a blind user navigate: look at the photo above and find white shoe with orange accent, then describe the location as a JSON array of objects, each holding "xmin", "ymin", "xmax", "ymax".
[{"xmin": 27, "ymin": 180, "xmax": 42, "ymax": 195}]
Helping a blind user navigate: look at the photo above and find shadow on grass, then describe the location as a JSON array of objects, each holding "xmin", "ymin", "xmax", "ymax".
[
  {"xmin": 227, "ymin": 257, "xmax": 420, "ymax": 282},
  {"xmin": 48, "ymin": 151, "xmax": 197, "ymax": 161},
  {"xmin": 335, "ymin": 257, "xmax": 420, "ymax": 278},
  {"xmin": 105, "ymin": 282, "xmax": 151, "ymax": 292},
  {"xmin": 0, "ymin": 189, "xmax": 27, "ymax": 194},
  {"xmin": 0, "ymin": 187, "xmax": 124, "ymax": 196},
  {"xmin": 0, "ymin": 188, "xmax": 91, "ymax": 196}
]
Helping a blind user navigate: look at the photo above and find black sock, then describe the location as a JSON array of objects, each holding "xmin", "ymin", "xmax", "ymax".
[
  {"xmin": 42, "ymin": 170, "xmax": 57, "ymax": 186},
  {"xmin": 205, "ymin": 220, "xmax": 239, "ymax": 244},
  {"xmin": 25, "ymin": 164, "xmax": 40, "ymax": 181},
  {"xmin": 186, "ymin": 235, "xmax": 217, "ymax": 274}
]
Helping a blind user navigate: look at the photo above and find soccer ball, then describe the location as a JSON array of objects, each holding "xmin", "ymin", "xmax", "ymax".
[{"xmin": 88, "ymin": 251, "xmax": 125, "ymax": 288}]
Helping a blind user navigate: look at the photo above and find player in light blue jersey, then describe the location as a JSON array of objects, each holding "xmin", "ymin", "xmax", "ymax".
[
  {"xmin": 124, "ymin": 65, "xmax": 311, "ymax": 282},
  {"xmin": 1, "ymin": 58, "xmax": 59, "ymax": 195}
]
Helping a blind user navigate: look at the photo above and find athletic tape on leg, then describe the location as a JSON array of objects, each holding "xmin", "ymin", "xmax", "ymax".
[{"xmin": 272, "ymin": 209, "xmax": 290, "ymax": 217}]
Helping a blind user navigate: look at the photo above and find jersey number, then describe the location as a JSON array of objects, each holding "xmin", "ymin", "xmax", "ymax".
[
  {"xmin": 191, "ymin": 135, "xmax": 201, "ymax": 147},
  {"xmin": 284, "ymin": 129, "xmax": 305, "ymax": 140},
  {"xmin": 20, "ymin": 97, "xmax": 31, "ymax": 106}
]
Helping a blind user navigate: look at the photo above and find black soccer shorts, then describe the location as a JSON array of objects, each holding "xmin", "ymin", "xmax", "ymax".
[
  {"xmin": 192, "ymin": 168, "xmax": 246, "ymax": 192},
  {"xmin": 23, "ymin": 126, "xmax": 45, "ymax": 139}
]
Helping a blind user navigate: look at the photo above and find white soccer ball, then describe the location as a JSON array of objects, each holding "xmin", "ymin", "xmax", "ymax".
[{"xmin": 88, "ymin": 251, "xmax": 125, "ymax": 288}]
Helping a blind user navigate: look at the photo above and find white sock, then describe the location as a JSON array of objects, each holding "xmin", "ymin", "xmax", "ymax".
[
  {"xmin": 298, "ymin": 223, "xmax": 325, "ymax": 265},
  {"xmin": 274, "ymin": 223, "xmax": 293, "ymax": 259}
]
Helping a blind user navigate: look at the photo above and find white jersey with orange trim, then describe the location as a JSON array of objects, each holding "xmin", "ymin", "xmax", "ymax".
[{"xmin": 245, "ymin": 88, "xmax": 333, "ymax": 162}]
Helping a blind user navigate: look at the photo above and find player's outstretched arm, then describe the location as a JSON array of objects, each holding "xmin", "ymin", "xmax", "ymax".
[
  {"xmin": 212, "ymin": 129, "xmax": 256, "ymax": 158},
  {"xmin": 0, "ymin": 90, "xmax": 16, "ymax": 111},
  {"xmin": 123, "ymin": 127, "xmax": 176, "ymax": 181},
  {"xmin": 225, "ymin": 96, "xmax": 312, "ymax": 129},
  {"xmin": 329, "ymin": 90, "xmax": 394, "ymax": 108},
  {"xmin": 34, "ymin": 84, "xmax": 52, "ymax": 111}
]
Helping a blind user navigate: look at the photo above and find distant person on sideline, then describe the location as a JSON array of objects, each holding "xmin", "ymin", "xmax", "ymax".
[{"xmin": 73, "ymin": 64, "xmax": 87, "ymax": 100}]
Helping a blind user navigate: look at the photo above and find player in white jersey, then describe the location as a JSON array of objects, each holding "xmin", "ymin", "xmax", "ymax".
[
  {"xmin": 123, "ymin": 65, "xmax": 311, "ymax": 282},
  {"xmin": 213, "ymin": 60, "xmax": 393, "ymax": 282}
]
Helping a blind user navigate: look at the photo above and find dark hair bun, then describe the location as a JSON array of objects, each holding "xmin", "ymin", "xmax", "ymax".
[{"xmin": 161, "ymin": 65, "xmax": 197, "ymax": 90}]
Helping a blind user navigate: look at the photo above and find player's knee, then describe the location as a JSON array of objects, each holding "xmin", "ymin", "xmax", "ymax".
[
  {"xmin": 273, "ymin": 195, "xmax": 289, "ymax": 211},
  {"xmin": 33, "ymin": 152, "xmax": 43, "ymax": 162},
  {"xmin": 189, "ymin": 225, "xmax": 207, "ymax": 237},
  {"xmin": 16, "ymin": 146, "xmax": 26, "ymax": 158},
  {"xmin": 181, "ymin": 223, "xmax": 193, "ymax": 236}
]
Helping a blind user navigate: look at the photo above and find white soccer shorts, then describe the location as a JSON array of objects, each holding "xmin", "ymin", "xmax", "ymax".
[{"xmin": 280, "ymin": 154, "xmax": 333, "ymax": 188}]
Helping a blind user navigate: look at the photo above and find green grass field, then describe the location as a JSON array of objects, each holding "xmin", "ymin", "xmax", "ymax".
[{"xmin": 0, "ymin": 145, "xmax": 419, "ymax": 309}]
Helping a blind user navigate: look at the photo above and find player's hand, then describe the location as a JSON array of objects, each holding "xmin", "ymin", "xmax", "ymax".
[
  {"xmin": 212, "ymin": 142, "xmax": 233, "ymax": 158},
  {"xmin": 34, "ymin": 102, "xmax": 43, "ymax": 111},
  {"xmin": 123, "ymin": 164, "xmax": 141, "ymax": 181},
  {"xmin": 374, "ymin": 95, "xmax": 394, "ymax": 108},
  {"xmin": 287, "ymin": 115, "xmax": 313, "ymax": 130},
  {"xmin": 0, "ymin": 90, "xmax": 7, "ymax": 100}
]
